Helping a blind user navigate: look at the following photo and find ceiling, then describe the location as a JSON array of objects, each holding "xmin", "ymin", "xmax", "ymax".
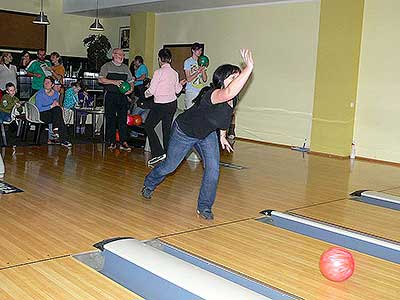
[{"xmin": 64, "ymin": 0, "xmax": 303, "ymax": 18}]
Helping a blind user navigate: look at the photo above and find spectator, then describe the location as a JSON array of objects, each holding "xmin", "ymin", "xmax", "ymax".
[
  {"xmin": 49, "ymin": 52, "xmax": 65, "ymax": 84},
  {"xmin": 0, "ymin": 82, "xmax": 20, "ymax": 123},
  {"xmin": 26, "ymin": 49, "xmax": 52, "ymax": 96},
  {"xmin": 184, "ymin": 42, "xmax": 207, "ymax": 109},
  {"xmin": 76, "ymin": 85, "xmax": 94, "ymax": 135},
  {"xmin": 18, "ymin": 50, "xmax": 31, "ymax": 71},
  {"xmin": 0, "ymin": 52, "xmax": 17, "ymax": 91},
  {"xmin": 35, "ymin": 76, "xmax": 72, "ymax": 148},
  {"xmin": 98, "ymin": 48, "xmax": 134, "ymax": 151},
  {"xmin": 130, "ymin": 55, "xmax": 148, "ymax": 100},
  {"xmin": 62, "ymin": 81, "xmax": 81, "ymax": 127}
]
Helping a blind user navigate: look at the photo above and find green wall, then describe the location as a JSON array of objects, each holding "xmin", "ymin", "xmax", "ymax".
[
  {"xmin": 310, "ymin": 0, "xmax": 364, "ymax": 156},
  {"xmin": 130, "ymin": 12, "xmax": 155, "ymax": 73}
]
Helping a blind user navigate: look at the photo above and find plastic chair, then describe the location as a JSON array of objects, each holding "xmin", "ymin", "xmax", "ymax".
[{"xmin": 23, "ymin": 102, "xmax": 45, "ymax": 144}]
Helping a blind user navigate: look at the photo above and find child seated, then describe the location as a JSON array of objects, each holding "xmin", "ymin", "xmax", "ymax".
[
  {"xmin": 63, "ymin": 82, "xmax": 81, "ymax": 126},
  {"xmin": 0, "ymin": 82, "xmax": 21, "ymax": 123},
  {"xmin": 76, "ymin": 86, "xmax": 94, "ymax": 135}
]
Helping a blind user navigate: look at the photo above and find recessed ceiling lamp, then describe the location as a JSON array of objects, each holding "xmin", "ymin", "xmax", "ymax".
[
  {"xmin": 33, "ymin": 0, "xmax": 50, "ymax": 25},
  {"xmin": 89, "ymin": 0, "xmax": 104, "ymax": 31}
]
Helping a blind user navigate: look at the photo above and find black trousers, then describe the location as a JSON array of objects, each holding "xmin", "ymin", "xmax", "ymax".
[
  {"xmin": 144, "ymin": 101, "xmax": 177, "ymax": 157},
  {"xmin": 104, "ymin": 92, "xmax": 128, "ymax": 144},
  {"xmin": 40, "ymin": 106, "xmax": 67, "ymax": 141}
]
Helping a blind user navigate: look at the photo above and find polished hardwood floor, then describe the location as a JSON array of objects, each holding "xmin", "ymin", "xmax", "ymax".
[
  {"xmin": 0, "ymin": 141, "xmax": 399, "ymax": 299},
  {"xmin": 162, "ymin": 220, "xmax": 400, "ymax": 300}
]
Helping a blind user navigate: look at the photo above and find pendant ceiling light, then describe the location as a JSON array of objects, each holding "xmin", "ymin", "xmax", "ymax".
[
  {"xmin": 89, "ymin": 0, "xmax": 104, "ymax": 31},
  {"xmin": 33, "ymin": 0, "xmax": 50, "ymax": 25}
]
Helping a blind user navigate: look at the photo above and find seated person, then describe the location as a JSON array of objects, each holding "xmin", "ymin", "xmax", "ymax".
[
  {"xmin": 63, "ymin": 81, "xmax": 81, "ymax": 127},
  {"xmin": 76, "ymin": 85, "xmax": 94, "ymax": 135},
  {"xmin": 130, "ymin": 56, "xmax": 148, "ymax": 101},
  {"xmin": 0, "ymin": 82, "xmax": 21, "ymax": 123},
  {"xmin": 35, "ymin": 76, "xmax": 72, "ymax": 148}
]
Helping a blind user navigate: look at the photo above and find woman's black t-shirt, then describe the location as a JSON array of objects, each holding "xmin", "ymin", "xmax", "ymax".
[{"xmin": 176, "ymin": 87, "xmax": 233, "ymax": 139}]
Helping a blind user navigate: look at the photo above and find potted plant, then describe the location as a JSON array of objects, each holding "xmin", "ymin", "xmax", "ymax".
[{"xmin": 83, "ymin": 34, "xmax": 111, "ymax": 72}]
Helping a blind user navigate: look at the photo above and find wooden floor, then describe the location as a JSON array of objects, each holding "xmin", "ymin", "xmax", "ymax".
[
  {"xmin": 0, "ymin": 141, "xmax": 399, "ymax": 299},
  {"xmin": 292, "ymin": 199, "xmax": 400, "ymax": 242},
  {"xmin": 162, "ymin": 220, "xmax": 400, "ymax": 300}
]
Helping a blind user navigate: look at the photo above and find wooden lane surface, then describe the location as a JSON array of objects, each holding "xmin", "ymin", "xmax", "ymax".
[
  {"xmin": 0, "ymin": 256, "xmax": 141, "ymax": 300},
  {"xmin": 2, "ymin": 142, "xmax": 400, "ymax": 267},
  {"xmin": 161, "ymin": 220, "xmax": 400, "ymax": 300},
  {"xmin": 379, "ymin": 187, "xmax": 400, "ymax": 197},
  {"xmin": 0, "ymin": 144, "xmax": 223, "ymax": 267},
  {"xmin": 291, "ymin": 199, "xmax": 400, "ymax": 242}
]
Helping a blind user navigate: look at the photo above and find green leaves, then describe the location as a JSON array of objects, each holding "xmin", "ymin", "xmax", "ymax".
[{"xmin": 83, "ymin": 34, "xmax": 112, "ymax": 71}]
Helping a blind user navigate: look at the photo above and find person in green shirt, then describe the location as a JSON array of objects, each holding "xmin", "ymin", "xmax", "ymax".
[
  {"xmin": 0, "ymin": 82, "xmax": 20, "ymax": 123},
  {"xmin": 26, "ymin": 49, "xmax": 52, "ymax": 96}
]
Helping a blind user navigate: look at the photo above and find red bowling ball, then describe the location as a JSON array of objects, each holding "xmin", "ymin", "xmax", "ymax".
[
  {"xmin": 127, "ymin": 114, "xmax": 142, "ymax": 126},
  {"xmin": 319, "ymin": 247, "xmax": 355, "ymax": 282}
]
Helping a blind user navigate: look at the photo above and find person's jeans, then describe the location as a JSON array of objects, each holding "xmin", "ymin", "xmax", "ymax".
[
  {"xmin": 144, "ymin": 122, "xmax": 220, "ymax": 211},
  {"xmin": 130, "ymin": 106, "xmax": 149, "ymax": 122},
  {"xmin": 0, "ymin": 112, "xmax": 11, "ymax": 123}
]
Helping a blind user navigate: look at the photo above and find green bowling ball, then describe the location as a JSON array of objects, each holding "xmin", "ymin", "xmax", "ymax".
[
  {"xmin": 198, "ymin": 55, "xmax": 209, "ymax": 67},
  {"xmin": 119, "ymin": 81, "xmax": 131, "ymax": 94}
]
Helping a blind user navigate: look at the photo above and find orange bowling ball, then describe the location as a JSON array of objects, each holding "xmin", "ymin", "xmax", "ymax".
[
  {"xmin": 319, "ymin": 247, "xmax": 355, "ymax": 282},
  {"xmin": 127, "ymin": 114, "xmax": 142, "ymax": 126}
]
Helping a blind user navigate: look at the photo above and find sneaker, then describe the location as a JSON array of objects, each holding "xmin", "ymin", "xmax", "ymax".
[
  {"xmin": 120, "ymin": 142, "xmax": 132, "ymax": 152},
  {"xmin": 130, "ymin": 131, "xmax": 139, "ymax": 138},
  {"xmin": 61, "ymin": 141, "xmax": 72, "ymax": 148},
  {"xmin": 141, "ymin": 186, "xmax": 153, "ymax": 199},
  {"xmin": 197, "ymin": 208, "xmax": 214, "ymax": 220},
  {"xmin": 108, "ymin": 143, "xmax": 117, "ymax": 150},
  {"xmin": 48, "ymin": 139, "xmax": 60, "ymax": 145},
  {"xmin": 147, "ymin": 154, "xmax": 166, "ymax": 166}
]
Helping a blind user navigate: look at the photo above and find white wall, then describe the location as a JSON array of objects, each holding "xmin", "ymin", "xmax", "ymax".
[
  {"xmin": 354, "ymin": 0, "xmax": 400, "ymax": 162},
  {"xmin": 103, "ymin": 16, "xmax": 130, "ymax": 53},
  {"xmin": 155, "ymin": 1, "xmax": 320, "ymax": 146}
]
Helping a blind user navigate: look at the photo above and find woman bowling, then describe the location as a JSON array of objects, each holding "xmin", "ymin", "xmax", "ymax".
[{"xmin": 141, "ymin": 49, "xmax": 254, "ymax": 220}]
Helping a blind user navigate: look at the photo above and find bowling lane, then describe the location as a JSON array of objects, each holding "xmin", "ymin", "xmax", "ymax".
[
  {"xmin": 291, "ymin": 199, "xmax": 400, "ymax": 242},
  {"xmin": 0, "ymin": 257, "xmax": 141, "ymax": 300},
  {"xmin": 162, "ymin": 220, "xmax": 400, "ymax": 300}
]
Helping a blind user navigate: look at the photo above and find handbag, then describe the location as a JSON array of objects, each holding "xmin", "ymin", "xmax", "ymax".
[
  {"xmin": 137, "ymin": 95, "xmax": 154, "ymax": 109},
  {"xmin": 136, "ymin": 78, "xmax": 153, "ymax": 109}
]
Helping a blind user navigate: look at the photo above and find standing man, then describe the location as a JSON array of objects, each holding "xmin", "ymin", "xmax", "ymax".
[
  {"xmin": 98, "ymin": 48, "xmax": 134, "ymax": 151},
  {"xmin": 184, "ymin": 42, "xmax": 207, "ymax": 109},
  {"xmin": 26, "ymin": 49, "xmax": 52, "ymax": 96}
]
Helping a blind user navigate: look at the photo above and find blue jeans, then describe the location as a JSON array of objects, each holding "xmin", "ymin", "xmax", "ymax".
[
  {"xmin": 0, "ymin": 112, "xmax": 11, "ymax": 123},
  {"xmin": 144, "ymin": 122, "xmax": 220, "ymax": 211},
  {"xmin": 130, "ymin": 106, "xmax": 149, "ymax": 122}
]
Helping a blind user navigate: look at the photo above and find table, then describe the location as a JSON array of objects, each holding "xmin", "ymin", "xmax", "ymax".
[{"xmin": 73, "ymin": 107, "xmax": 105, "ymax": 140}]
